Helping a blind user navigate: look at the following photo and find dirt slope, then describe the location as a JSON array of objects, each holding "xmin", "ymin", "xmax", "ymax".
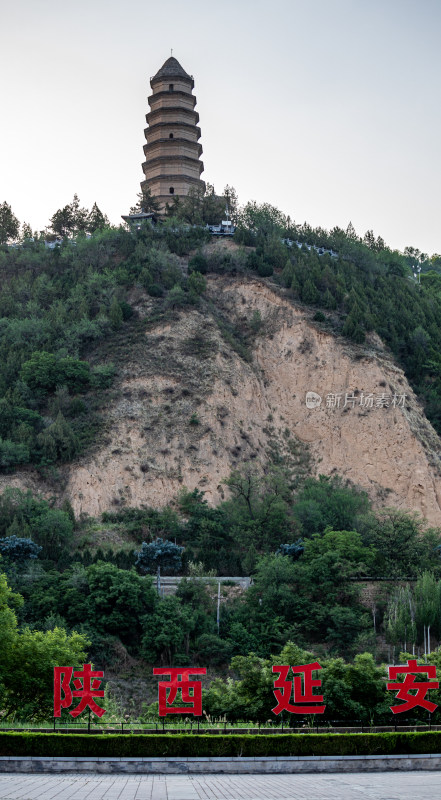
[{"xmin": 2, "ymin": 276, "xmax": 441, "ymax": 524}]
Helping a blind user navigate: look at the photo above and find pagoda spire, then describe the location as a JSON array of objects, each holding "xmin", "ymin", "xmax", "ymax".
[{"xmin": 141, "ymin": 56, "xmax": 205, "ymax": 212}]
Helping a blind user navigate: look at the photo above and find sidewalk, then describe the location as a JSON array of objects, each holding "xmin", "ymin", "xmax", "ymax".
[{"xmin": 0, "ymin": 772, "xmax": 441, "ymax": 799}]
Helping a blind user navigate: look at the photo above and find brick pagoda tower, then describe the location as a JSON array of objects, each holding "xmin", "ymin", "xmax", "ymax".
[{"xmin": 141, "ymin": 56, "xmax": 205, "ymax": 211}]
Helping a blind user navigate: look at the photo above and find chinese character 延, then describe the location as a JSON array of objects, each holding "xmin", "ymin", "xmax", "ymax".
[
  {"xmin": 387, "ymin": 659, "xmax": 439, "ymax": 714},
  {"xmin": 153, "ymin": 667, "xmax": 207, "ymax": 716},
  {"xmin": 272, "ymin": 662, "xmax": 326, "ymax": 715},
  {"xmin": 54, "ymin": 664, "xmax": 106, "ymax": 718}
]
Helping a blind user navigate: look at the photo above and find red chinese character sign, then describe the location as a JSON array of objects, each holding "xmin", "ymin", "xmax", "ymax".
[
  {"xmin": 387, "ymin": 659, "xmax": 439, "ymax": 714},
  {"xmin": 54, "ymin": 664, "xmax": 106, "ymax": 718},
  {"xmin": 272, "ymin": 662, "xmax": 326, "ymax": 715},
  {"xmin": 153, "ymin": 668, "xmax": 207, "ymax": 716}
]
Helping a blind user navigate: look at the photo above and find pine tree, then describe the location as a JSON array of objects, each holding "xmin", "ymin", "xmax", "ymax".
[
  {"xmin": 0, "ymin": 202, "xmax": 20, "ymax": 244},
  {"xmin": 130, "ymin": 187, "xmax": 161, "ymax": 214},
  {"xmin": 302, "ymin": 278, "xmax": 319, "ymax": 304},
  {"xmin": 86, "ymin": 202, "xmax": 109, "ymax": 233},
  {"xmin": 323, "ymin": 288, "xmax": 337, "ymax": 310},
  {"xmin": 109, "ymin": 297, "xmax": 123, "ymax": 330},
  {"xmin": 281, "ymin": 259, "xmax": 294, "ymax": 288},
  {"xmin": 70, "ymin": 194, "xmax": 88, "ymax": 233}
]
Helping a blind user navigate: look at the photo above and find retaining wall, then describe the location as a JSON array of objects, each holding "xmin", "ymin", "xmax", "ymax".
[{"xmin": 2, "ymin": 754, "xmax": 441, "ymax": 774}]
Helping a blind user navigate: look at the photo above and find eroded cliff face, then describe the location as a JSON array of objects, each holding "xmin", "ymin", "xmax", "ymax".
[{"xmin": 2, "ymin": 276, "xmax": 441, "ymax": 524}]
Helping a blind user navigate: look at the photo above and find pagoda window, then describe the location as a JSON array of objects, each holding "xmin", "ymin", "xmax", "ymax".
[
  {"xmin": 169, "ymin": 187, "xmax": 175, "ymax": 194},
  {"xmin": 169, "ymin": 133, "xmax": 174, "ymax": 138},
  {"xmin": 169, "ymin": 83, "xmax": 174, "ymax": 91}
]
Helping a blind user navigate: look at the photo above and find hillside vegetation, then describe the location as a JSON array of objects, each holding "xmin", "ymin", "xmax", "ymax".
[{"xmin": 2, "ymin": 198, "xmax": 441, "ymax": 722}]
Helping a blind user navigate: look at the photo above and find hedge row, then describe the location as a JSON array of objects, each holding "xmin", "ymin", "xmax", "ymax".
[{"xmin": 1, "ymin": 731, "xmax": 441, "ymax": 758}]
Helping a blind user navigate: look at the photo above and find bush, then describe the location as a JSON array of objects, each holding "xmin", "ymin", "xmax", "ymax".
[
  {"xmin": 91, "ymin": 364, "xmax": 116, "ymax": 390},
  {"xmin": 188, "ymin": 252, "xmax": 208, "ymax": 275},
  {"xmin": 1, "ymin": 731, "xmax": 441, "ymax": 758}
]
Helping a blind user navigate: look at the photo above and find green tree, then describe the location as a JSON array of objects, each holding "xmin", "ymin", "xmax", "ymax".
[
  {"xmin": 86, "ymin": 203, "xmax": 109, "ymax": 233},
  {"xmin": 0, "ymin": 202, "xmax": 20, "ymax": 244},
  {"xmin": 49, "ymin": 205, "xmax": 74, "ymax": 238},
  {"xmin": 3, "ymin": 626, "xmax": 89, "ymax": 720},
  {"xmin": 0, "ymin": 439, "xmax": 29, "ymax": 470},
  {"xmin": 135, "ymin": 538, "xmax": 183, "ymax": 576},
  {"xmin": 142, "ymin": 595, "xmax": 195, "ymax": 664},
  {"xmin": 0, "ymin": 571, "xmax": 89, "ymax": 720},
  {"xmin": 84, "ymin": 562, "xmax": 156, "ymax": 648},
  {"xmin": 301, "ymin": 278, "xmax": 319, "ymax": 304},
  {"xmin": 36, "ymin": 413, "xmax": 79, "ymax": 463},
  {"xmin": 293, "ymin": 475, "xmax": 369, "ymax": 537},
  {"xmin": 31, "ymin": 506, "xmax": 74, "ymax": 561},
  {"xmin": 130, "ymin": 186, "xmax": 161, "ymax": 214},
  {"xmin": 187, "ymin": 271, "xmax": 206, "ymax": 299},
  {"xmin": 358, "ymin": 510, "xmax": 436, "ymax": 577},
  {"xmin": 21, "ymin": 351, "xmax": 58, "ymax": 393},
  {"xmin": 237, "ymin": 201, "xmax": 288, "ymax": 239},
  {"xmin": 414, "ymin": 571, "xmax": 440, "ymax": 655},
  {"xmin": 109, "ymin": 297, "xmax": 123, "ymax": 330},
  {"xmin": 385, "ymin": 583, "xmax": 417, "ymax": 654},
  {"xmin": 165, "ymin": 285, "xmax": 188, "ymax": 309},
  {"xmin": 201, "ymin": 184, "xmax": 226, "ymax": 225},
  {"xmin": 49, "ymin": 194, "xmax": 88, "ymax": 238},
  {"xmin": 223, "ymin": 185, "xmax": 239, "ymax": 221},
  {"xmin": 21, "ymin": 352, "xmax": 91, "ymax": 395}
]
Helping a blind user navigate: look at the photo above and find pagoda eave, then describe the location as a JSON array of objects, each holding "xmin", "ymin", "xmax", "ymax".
[
  {"xmin": 150, "ymin": 75, "xmax": 194, "ymax": 90},
  {"xmin": 143, "ymin": 141, "xmax": 203, "ymax": 157},
  {"xmin": 146, "ymin": 108, "xmax": 199, "ymax": 125},
  {"xmin": 142, "ymin": 155, "xmax": 204, "ymax": 173},
  {"xmin": 148, "ymin": 91, "xmax": 196, "ymax": 107},
  {"xmin": 144, "ymin": 123, "xmax": 201, "ymax": 139}
]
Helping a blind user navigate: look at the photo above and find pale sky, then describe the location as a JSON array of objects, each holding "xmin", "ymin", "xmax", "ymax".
[{"xmin": 1, "ymin": 0, "xmax": 440, "ymax": 254}]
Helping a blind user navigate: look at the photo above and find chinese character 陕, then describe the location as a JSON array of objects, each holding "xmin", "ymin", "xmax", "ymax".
[
  {"xmin": 272, "ymin": 662, "xmax": 326, "ymax": 715},
  {"xmin": 387, "ymin": 659, "xmax": 439, "ymax": 714},
  {"xmin": 153, "ymin": 667, "xmax": 207, "ymax": 716},
  {"xmin": 54, "ymin": 664, "xmax": 106, "ymax": 718}
]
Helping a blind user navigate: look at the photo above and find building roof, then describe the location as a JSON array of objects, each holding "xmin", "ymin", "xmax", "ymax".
[{"xmin": 151, "ymin": 56, "xmax": 192, "ymax": 82}]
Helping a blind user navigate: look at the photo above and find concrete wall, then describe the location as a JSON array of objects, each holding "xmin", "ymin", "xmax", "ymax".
[
  {"xmin": 157, "ymin": 576, "xmax": 252, "ymax": 596},
  {"xmin": 2, "ymin": 754, "xmax": 441, "ymax": 774}
]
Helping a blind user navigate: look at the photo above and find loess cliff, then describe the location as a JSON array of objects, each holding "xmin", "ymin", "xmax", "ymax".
[{"xmin": 2, "ymin": 272, "xmax": 441, "ymax": 525}]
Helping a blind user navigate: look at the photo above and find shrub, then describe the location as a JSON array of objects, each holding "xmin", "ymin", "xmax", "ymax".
[
  {"xmin": 1, "ymin": 731, "xmax": 441, "ymax": 758},
  {"xmin": 188, "ymin": 252, "xmax": 208, "ymax": 275}
]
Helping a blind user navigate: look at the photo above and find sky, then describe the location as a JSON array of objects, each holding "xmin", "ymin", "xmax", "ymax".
[{"xmin": 1, "ymin": 0, "xmax": 440, "ymax": 254}]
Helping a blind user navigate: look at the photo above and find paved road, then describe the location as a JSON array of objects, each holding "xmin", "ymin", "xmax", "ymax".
[{"xmin": 0, "ymin": 772, "xmax": 440, "ymax": 800}]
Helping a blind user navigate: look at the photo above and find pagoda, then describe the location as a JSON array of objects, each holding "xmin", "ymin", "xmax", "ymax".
[{"xmin": 141, "ymin": 56, "xmax": 205, "ymax": 211}]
